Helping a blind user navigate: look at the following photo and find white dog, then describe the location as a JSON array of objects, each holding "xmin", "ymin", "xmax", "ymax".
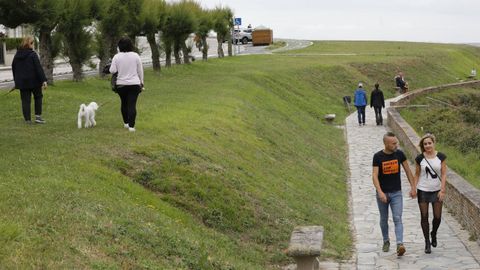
[{"xmin": 77, "ymin": 102, "xmax": 99, "ymax": 128}]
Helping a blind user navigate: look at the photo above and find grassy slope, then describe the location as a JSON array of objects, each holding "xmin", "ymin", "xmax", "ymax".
[
  {"xmin": 400, "ymin": 87, "xmax": 480, "ymax": 189},
  {"xmin": 0, "ymin": 41, "xmax": 479, "ymax": 269}
]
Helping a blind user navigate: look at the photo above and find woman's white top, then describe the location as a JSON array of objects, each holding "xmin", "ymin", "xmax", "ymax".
[
  {"xmin": 109, "ymin": 52, "xmax": 144, "ymax": 86},
  {"xmin": 415, "ymin": 152, "xmax": 446, "ymax": 192}
]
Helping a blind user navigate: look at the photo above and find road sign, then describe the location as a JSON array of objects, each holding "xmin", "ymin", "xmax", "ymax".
[{"xmin": 234, "ymin": 17, "xmax": 242, "ymax": 26}]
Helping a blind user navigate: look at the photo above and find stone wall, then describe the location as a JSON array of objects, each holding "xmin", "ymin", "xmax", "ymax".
[
  {"xmin": 387, "ymin": 80, "xmax": 480, "ymax": 242},
  {"xmin": 390, "ymin": 80, "xmax": 480, "ymax": 106}
]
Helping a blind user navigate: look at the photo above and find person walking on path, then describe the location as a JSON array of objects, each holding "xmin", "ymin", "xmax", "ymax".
[
  {"xmin": 354, "ymin": 82, "xmax": 367, "ymax": 126},
  {"xmin": 372, "ymin": 132, "xmax": 415, "ymax": 256},
  {"xmin": 12, "ymin": 36, "xmax": 48, "ymax": 124},
  {"xmin": 413, "ymin": 133, "xmax": 447, "ymax": 254},
  {"xmin": 109, "ymin": 37, "xmax": 144, "ymax": 132},
  {"xmin": 370, "ymin": 83, "xmax": 385, "ymax": 126}
]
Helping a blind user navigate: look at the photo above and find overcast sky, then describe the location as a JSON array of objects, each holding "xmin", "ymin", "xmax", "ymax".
[{"xmin": 199, "ymin": 0, "xmax": 479, "ymax": 43}]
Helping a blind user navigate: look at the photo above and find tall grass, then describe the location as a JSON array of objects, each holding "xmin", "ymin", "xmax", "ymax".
[{"xmin": 400, "ymin": 86, "xmax": 480, "ymax": 189}]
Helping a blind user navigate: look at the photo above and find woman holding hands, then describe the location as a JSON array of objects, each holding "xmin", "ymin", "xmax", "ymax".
[{"xmin": 414, "ymin": 133, "xmax": 447, "ymax": 254}]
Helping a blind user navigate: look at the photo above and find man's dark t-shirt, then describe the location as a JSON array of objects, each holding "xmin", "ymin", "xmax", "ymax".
[{"xmin": 372, "ymin": 150, "xmax": 407, "ymax": 192}]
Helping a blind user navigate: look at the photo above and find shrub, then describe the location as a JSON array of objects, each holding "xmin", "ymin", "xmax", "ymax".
[
  {"xmin": 404, "ymin": 92, "xmax": 480, "ymax": 155},
  {"xmin": 0, "ymin": 37, "xmax": 23, "ymax": 51}
]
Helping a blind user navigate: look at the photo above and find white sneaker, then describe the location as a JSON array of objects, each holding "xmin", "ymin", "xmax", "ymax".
[
  {"xmin": 124, "ymin": 123, "xmax": 129, "ymax": 128},
  {"xmin": 128, "ymin": 127, "xmax": 136, "ymax": 132}
]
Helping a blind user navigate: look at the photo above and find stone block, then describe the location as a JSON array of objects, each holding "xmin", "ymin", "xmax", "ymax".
[{"xmin": 287, "ymin": 226, "xmax": 324, "ymax": 270}]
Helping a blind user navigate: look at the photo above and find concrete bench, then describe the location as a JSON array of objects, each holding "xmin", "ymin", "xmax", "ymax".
[{"xmin": 287, "ymin": 226, "xmax": 324, "ymax": 270}]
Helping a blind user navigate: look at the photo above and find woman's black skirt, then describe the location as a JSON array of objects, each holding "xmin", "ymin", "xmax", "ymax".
[{"xmin": 417, "ymin": 189, "xmax": 440, "ymax": 203}]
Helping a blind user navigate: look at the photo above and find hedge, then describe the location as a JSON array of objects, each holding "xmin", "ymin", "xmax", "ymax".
[{"xmin": 0, "ymin": 37, "xmax": 23, "ymax": 51}]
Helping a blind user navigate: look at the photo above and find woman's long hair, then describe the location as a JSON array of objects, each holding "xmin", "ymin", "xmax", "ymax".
[{"xmin": 419, "ymin": 133, "xmax": 436, "ymax": 153}]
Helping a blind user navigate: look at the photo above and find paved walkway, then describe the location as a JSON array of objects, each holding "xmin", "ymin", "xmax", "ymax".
[{"xmin": 346, "ymin": 99, "xmax": 480, "ymax": 269}]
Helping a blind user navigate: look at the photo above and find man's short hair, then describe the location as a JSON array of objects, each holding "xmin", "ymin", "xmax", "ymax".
[{"xmin": 383, "ymin": 132, "xmax": 396, "ymax": 142}]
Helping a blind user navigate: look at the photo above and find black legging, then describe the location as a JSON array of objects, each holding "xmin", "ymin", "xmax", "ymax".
[
  {"xmin": 373, "ymin": 106, "xmax": 383, "ymax": 124},
  {"xmin": 20, "ymin": 88, "xmax": 43, "ymax": 121},
  {"xmin": 117, "ymin": 85, "xmax": 141, "ymax": 128},
  {"xmin": 419, "ymin": 201, "xmax": 442, "ymax": 241}
]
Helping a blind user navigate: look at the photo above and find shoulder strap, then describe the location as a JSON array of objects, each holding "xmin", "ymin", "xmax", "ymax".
[{"xmin": 423, "ymin": 156, "xmax": 441, "ymax": 181}]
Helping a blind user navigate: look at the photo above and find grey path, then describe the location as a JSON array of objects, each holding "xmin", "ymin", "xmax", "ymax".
[
  {"xmin": 346, "ymin": 100, "xmax": 480, "ymax": 269},
  {"xmin": 270, "ymin": 39, "xmax": 313, "ymax": 53},
  {"xmin": 236, "ymin": 39, "xmax": 312, "ymax": 55}
]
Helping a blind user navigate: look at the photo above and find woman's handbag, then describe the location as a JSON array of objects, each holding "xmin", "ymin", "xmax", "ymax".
[
  {"xmin": 102, "ymin": 62, "xmax": 118, "ymax": 93},
  {"xmin": 111, "ymin": 72, "xmax": 118, "ymax": 92}
]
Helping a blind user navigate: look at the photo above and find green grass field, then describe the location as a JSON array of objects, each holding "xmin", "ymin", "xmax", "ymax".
[{"xmin": 1, "ymin": 41, "xmax": 479, "ymax": 269}]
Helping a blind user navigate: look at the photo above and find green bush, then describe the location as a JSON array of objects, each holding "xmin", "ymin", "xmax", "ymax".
[
  {"xmin": 402, "ymin": 90, "xmax": 480, "ymax": 155},
  {"xmin": 0, "ymin": 37, "xmax": 23, "ymax": 51}
]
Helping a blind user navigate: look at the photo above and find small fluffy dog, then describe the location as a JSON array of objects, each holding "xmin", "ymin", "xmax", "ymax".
[{"xmin": 77, "ymin": 102, "xmax": 99, "ymax": 128}]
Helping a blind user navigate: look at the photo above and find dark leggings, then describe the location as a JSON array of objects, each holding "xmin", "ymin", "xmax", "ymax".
[
  {"xmin": 20, "ymin": 88, "xmax": 43, "ymax": 121},
  {"xmin": 373, "ymin": 106, "xmax": 383, "ymax": 124},
  {"xmin": 117, "ymin": 85, "xmax": 141, "ymax": 128},
  {"xmin": 419, "ymin": 201, "xmax": 443, "ymax": 241}
]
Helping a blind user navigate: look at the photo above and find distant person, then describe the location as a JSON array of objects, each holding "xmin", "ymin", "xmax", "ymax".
[
  {"xmin": 370, "ymin": 83, "xmax": 385, "ymax": 126},
  {"xmin": 395, "ymin": 72, "xmax": 408, "ymax": 94},
  {"xmin": 372, "ymin": 132, "xmax": 415, "ymax": 256},
  {"xmin": 109, "ymin": 37, "xmax": 144, "ymax": 132},
  {"xmin": 414, "ymin": 133, "xmax": 447, "ymax": 254},
  {"xmin": 11, "ymin": 36, "xmax": 48, "ymax": 124},
  {"xmin": 353, "ymin": 82, "xmax": 367, "ymax": 126}
]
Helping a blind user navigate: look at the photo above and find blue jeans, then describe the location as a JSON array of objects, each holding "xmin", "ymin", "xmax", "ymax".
[
  {"xmin": 356, "ymin": 106, "xmax": 366, "ymax": 124},
  {"xmin": 376, "ymin": 190, "xmax": 403, "ymax": 244}
]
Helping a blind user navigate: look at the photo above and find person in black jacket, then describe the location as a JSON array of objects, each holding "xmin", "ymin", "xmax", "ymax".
[
  {"xmin": 395, "ymin": 72, "xmax": 408, "ymax": 94},
  {"xmin": 12, "ymin": 36, "xmax": 48, "ymax": 124},
  {"xmin": 370, "ymin": 83, "xmax": 385, "ymax": 125}
]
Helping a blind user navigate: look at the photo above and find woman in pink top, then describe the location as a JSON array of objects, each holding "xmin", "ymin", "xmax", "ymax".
[{"xmin": 109, "ymin": 37, "xmax": 144, "ymax": 132}]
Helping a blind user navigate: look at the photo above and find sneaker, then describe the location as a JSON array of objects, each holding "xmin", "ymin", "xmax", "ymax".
[
  {"xmin": 397, "ymin": 244, "xmax": 406, "ymax": 256},
  {"xmin": 124, "ymin": 123, "xmax": 129, "ymax": 128},
  {"xmin": 25, "ymin": 120, "xmax": 32, "ymax": 125},
  {"xmin": 128, "ymin": 127, "xmax": 136, "ymax": 132},
  {"xmin": 35, "ymin": 115, "xmax": 46, "ymax": 124},
  {"xmin": 382, "ymin": 241, "xmax": 390, "ymax": 252}
]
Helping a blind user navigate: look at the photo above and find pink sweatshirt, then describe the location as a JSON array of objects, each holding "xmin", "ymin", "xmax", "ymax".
[{"xmin": 109, "ymin": 52, "xmax": 144, "ymax": 86}]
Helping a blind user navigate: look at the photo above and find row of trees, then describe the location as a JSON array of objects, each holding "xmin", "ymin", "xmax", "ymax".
[{"xmin": 0, "ymin": 0, "xmax": 234, "ymax": 83}]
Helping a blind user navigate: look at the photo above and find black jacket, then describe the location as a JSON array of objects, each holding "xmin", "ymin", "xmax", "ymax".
[
  {"xmin": 12, "ymin": 48, "xmax": 47, "ymax": 90},
  {"xmin": 395, "ymin": 76, "xmax": 406, "ymax": 89},
  {"xmin": 370, "ymin": 88, "xmax": 385, "ymax": 108}
]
